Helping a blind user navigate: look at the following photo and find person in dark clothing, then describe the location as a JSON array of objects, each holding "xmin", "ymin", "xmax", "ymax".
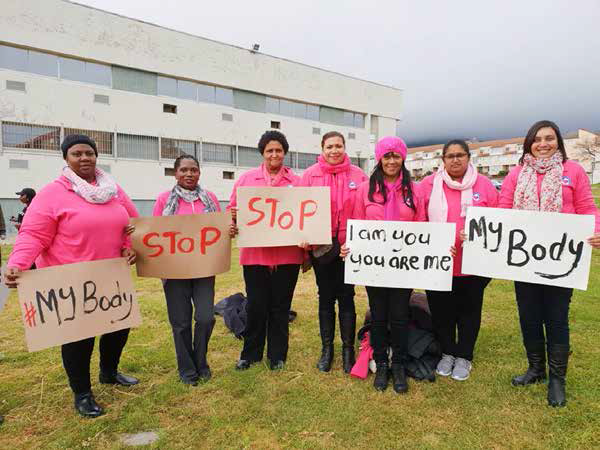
[{"xmin": 11, "ymin": 188, "xmax": 36, "ymax": 231}]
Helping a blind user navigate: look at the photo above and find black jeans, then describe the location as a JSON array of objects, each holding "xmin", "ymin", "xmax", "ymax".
[
  {"xmin": 311, "ymin": 255, "xmax": 355, "ymax": 317},
  {"xmin": 365, "ymin": 286, "xmax": 411, "ymax": 364},
  {"xmin": 61, "ymin": 328, "xmax": 130, "ymax": 395},
  {"xmin": 514, "ymin": 281, "xmax": 572, "ymax": 347},
  {"xmin": 242, "ymin": 264, "xmax": 300, "ymax": 362},
  {"xmin": 163, "ymin": 277, "xmax": 215, "ymax": 382},
  {"xmin": 427, "ymin": 276, "xmax": 490, "ymax": 361}
]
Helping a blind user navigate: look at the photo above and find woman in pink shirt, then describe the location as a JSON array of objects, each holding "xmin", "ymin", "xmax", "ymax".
[
  {"xmin": 420, "ymin": 139, "xmax": 498, "ymax": 382},
  {"xmin": 342, "ymin": 136, "xmax": 423, "ymax": 393},
  {"xmin": 153, "ymin": 154, "xmax": 221, "ymax": 385},
  {"xmin": 4, "ymin": 134, "xmax": 139, "ymax": 418},
  {"xmin": 499, "ymin": 120, "xmax": 600, "ymax": 407},
  {"xmin": 229, "ymin": 131, "xmax": 303, "ymax": 371},
  {"xmin": 301, "ymin": 131, "xmax": 368, "ymax": 373}
]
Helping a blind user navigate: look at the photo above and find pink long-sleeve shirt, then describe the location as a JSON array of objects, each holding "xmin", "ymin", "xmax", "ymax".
[
  {"xmin": 420, "ymin": 173, "xmax": 499, "ymax": 276},
  {"xmin": 152, "ymin": 189, "xmax": 221, "ymax": 216},
  {"xmin": 8, "ymin": 176, "xmax": 139, "ymax": 270},
  {"xmin": 352, "ymin": 180, "xmax": 426, "ymax": 222},
  {"xmin": 498, "ymin": 160, "xmax": 600, "ymax": 232},
  {"xmin": 228, "ymin": 166, "xmax": 304, "ymax": 266},
  {"xmin": 301, "ymin": 163, "xmax": 368, "ymax": 245}
]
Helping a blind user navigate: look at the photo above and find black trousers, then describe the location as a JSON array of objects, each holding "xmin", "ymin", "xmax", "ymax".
[
  {"xmin": 163, "ymin": 277, "xmax": 215, "ymax": 382},
  {"xmin": 61, "ymin": 328, "xmax": 130, "ymax": 395},
  {"xmin": 427, "ymin": 276, "xmax": 490, "ymax": 361},
  {"xmin": 514, "ymin": 281, "xmax": 572, "ymax": 347},
  {"xmin": 365, "ymin": 286, "xmax": 411, "ymax": 364},
  {"xmin": 242, "ymin": 264, "xmax": 300, "ymax": 362},
  {"xmin": 311, "ymin": 255, "xmax": 355, "ymax": 316}
]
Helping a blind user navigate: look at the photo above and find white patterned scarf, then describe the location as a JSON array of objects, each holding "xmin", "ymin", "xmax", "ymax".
[
  {"xmin": 162, "ymin": 184, "xmax": 218, "ymax": 216},
  {"xmin": 62, "ymin": 166, "xmax": 118, "ymax": 204},
  {"xmin": 428, "ymin": 162, "xmax": 478, "ymax": 222},
  {"xmin": 513, "ymin": 152, "xmax": 563, "ymax": 212}
]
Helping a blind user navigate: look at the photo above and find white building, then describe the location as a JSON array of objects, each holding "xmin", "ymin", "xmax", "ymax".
[{"xmin": 0, "ymin": 0, "xmax": 403, "ymax": 236}]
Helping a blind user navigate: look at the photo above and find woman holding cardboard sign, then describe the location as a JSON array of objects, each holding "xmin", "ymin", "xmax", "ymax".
[
  {"xmin": 499, "ymin": 120, "xmax": 600, "ymax": 407},
  {"xmin": 341, "ymin": 136, "xmax": 424, "ymax": 392},
  {"xmin": 228, "ymin": 130, "xmax": 303, "ymax": 371},
  {"xmin": 420, "ymin": 139, "xmax": 498, "ymax": 382},
  {"xmin": 152, "ymin": 154, "xmax": 221, "ymax": 385},
  {"xmin": 4, "ymin": 134, "xmax": 139, "ymax": 418},
  {"xmin": 301, "ymin": 131, "xmax": 368, "ymax": 373}
]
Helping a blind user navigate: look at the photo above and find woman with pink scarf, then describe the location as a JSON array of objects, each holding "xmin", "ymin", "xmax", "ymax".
[
  {"xmin": 420, "ymin": 139, "xmax": 498, "ymax": 382},
  {"xmin": 4, "ymin": 134, "xmax": 139, "ymax": 418},
  {"xmin": 499, "ymin": 120, "xmax": 600, "ymax": 407},
  {"xmin": 342, "ymin": 136, "xmax": 424, "ymax": 393},
  {"xmin": 301, "ymin": 131, "xmax": 367, "ymax": 373}
]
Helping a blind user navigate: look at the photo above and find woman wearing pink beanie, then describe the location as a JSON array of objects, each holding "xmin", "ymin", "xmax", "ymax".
[{"xmin": 342, "ymin": 136, "xmax": 424, "ymax": 393}]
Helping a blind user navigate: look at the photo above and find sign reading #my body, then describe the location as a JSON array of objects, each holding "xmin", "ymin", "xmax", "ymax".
[
  {"xmin": 462, "ymin": 207, "xmax": 594, "ymax": 290},
  {"xmin": 344, "ymin": 220, "xmax": 455, "ymax": 291},
  {"xmin": 131, "ymin": 212, "xmax": 231, "ymax": 279},
  {"xmin": 237, "ymin": 186, "xmax": 332, "ymax": 248},
  {"xmin": 16, "ymin": 258, "xmax": 142, "ymax": 352}
]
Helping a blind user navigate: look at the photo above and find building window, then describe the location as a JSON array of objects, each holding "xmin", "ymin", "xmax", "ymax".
[
  {"xmin": 94, "ymin": 94, "xmax": 110, "ymax": 104},
  {"xmin": 223, "ymin": 171, "xmax": 235, "ymax": 180},
  {"xmin": 0, "ymin": 44, "xmax": 28, "ymax": 72},
  {"xmin": 59, "ymin": 56, "xmax": 111, "ymax": 86},
  {"xmin": 266, "ymin": 97, "xmax": 280, "ymax": 114},
  {"xmin": 177, "ymin": 80, "xmax": 197, "ymax": 101},
  {"xmin": 27, "ymin": 50, "xmax": 58, "ymax": 77},
  {"xmin": 1, "ymin": 121, "xmax": 60, "ymax": 151},
  {"xmin": 293, "ymin": 102, "xmax": 307, "ymax": 119},
  {"xmin": 271, "ymin": 121, "xmax": 280, "ymax": 129},
  {"xmin": 320, "ymin": 106, "xmax": 345, "ymax": 126},
  {"xmin": 202, "ymin": 142, "xmax": 234, "ymax": 164},
  {"xmin": 112, "ymin": 66, "xmax": 157, "ymax": 95},
  {"xmin": 343, "ymin": 111, "xmax": 355, "ymax": 127},
  {"xmin": 157, "ymin": 76, "xmax": 177, "ymax": 97},
  {"xmin": 234, "ymin": 90, "xmax": 266, "ymax": 113},
  {"xmin": 117, "ymin": 133, "xmax": 159, "ymax": 160},
  {"xmin": 198, "ymin": 83, "xmax": 216, "ymax": 103},
  {"xmin": 164, "ymin": 167, "xmax": 175, "ymax": 176},
  {"xmin": 222, "ymin": 113, "xmax": 233, "ymax": 122},
  {"xmin": 161, "ymin": 138, "xmax": 197, "ymax": 160},
  {"xmin": 215, "ymin": 87, "xmax": 234, "ymax": 106},
  {"xmin": 64, "ymin": 127, "xmax": 114, "ymax": 156},
  {"xmin": 297, "ymin": 152, "xmax": 318, "ymax": 169},
  {"xmin": 279, "ymin": 99, "xmax": 295, "ymax": 117},
  {"xmin": 9, "ymin": 159, "xmax": 29, "ymax": 169},
  {"xmin": 163, "ymin": 103, "xmax": 178, "ymax": 114},
  {"xmin": 6, "ymin": 80, "xmax": 26, "ymax": 92},
  {"xmin": 348, "ymin": 132, "xmax": 356, "ymax": 140},
  {"xmin": 285, "ymin": 151, "xmax": 295, "ymax": 168},
  {"xmin": 354, "ymin": 113, "xmax": 365, "ymax": 128},
  {"xmin": 238, "ymin": 146, "xmax": 263, "ymax": 167},
  {"xmin": 307, "ymin": 105, "xmax": 320, "ymax": 121},
  {"xmin": 312, "ymin": 127, "xmax": 321, "ymax": 135}
]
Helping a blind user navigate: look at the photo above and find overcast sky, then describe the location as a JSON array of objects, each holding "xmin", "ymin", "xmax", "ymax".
[{"xmin": 77, "ymin": 0, "xmax": 600, "ymax": 146}]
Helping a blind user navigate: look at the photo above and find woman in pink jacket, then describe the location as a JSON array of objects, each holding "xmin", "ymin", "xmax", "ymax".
[
  {"xmin": 229, "ymin": 131, "xmax": 303, "ymax": 371},
  {"xmin": 4, "ymin": 134, "xmax": 139, "ymax": 418},
  {"xmin": 301, "ymin": 131, "xmax": 368, "ymax": 373},
  {"xmin": 499, "ymin": 120, "xmax": 600, "ymax": 407},
  {"xmin": 153, "ymin": 154, "xmax": 221, "ymax": 385},
  {"xmin": 420, "ymin": 139, "xmax": 498, "ymax": 382},
  {"xmin": 342, "ymin": 136, "xmax": 423, "ymax": 392}
]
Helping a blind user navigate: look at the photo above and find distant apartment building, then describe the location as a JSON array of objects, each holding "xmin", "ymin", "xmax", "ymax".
[{"xmin": 0, "ymin": 0, "xmax": 403, "ymax": 235}]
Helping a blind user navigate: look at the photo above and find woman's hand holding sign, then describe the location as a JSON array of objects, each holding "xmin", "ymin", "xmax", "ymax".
[
  {"xmin": 3, "ymin": 267, "xmax": 21, "ymax": 288},
  {"xmin": 340, "ymin": 244, "xmax": 350, "ymax": 260},
  {"xmin": 587, "ymin": 233, "xmax": 600, "ymax": 249}
]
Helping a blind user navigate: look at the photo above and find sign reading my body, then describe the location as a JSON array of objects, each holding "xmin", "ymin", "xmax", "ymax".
[
  {"xmin": 348, "ymin": 224, "xmax": 452, "ymax": 272},
  {"xmin": 468, "ymin": 216, "xmax": 584, "ymax": 279},
  {"xmin": 25, "ymin": 280, "xmax": 134, "ymax": 328}
]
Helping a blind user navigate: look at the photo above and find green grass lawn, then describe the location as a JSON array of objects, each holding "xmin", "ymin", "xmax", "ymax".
[{"xmin": 1, "ymin": 242, "xmax": 599, "ymax": 449}]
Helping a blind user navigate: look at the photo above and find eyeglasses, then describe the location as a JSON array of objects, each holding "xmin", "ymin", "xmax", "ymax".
[{"xmin": 444, "ymin": 153, "xmax": 469, "ymax": 161}]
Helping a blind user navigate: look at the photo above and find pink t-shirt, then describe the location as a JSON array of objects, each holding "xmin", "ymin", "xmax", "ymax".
[
  {"xmin": 420, "ymin": 173, "xmax": 499, "ymax": 276},
  {"xmin": 352, "ymin": 180, "xmax": 425, "ymax": 222},
  {"xmin": 498, "ymin": 160, "xmax": 600, "ymax": 232},
  {"xmin": 8, "ymin": 176, "xmax": 139, "ymax": 270},
  {"xmin": 228, "ymin": 166, "xmax": 304, "ymax": 266},
  {"xmin": 153, "ymin": 189, "xmax": 221, "ymax": 216}
]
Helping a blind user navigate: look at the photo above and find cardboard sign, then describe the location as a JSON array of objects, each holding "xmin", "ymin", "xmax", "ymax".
[
  {"xmin": 237, "ymin": 186, "xmax": 332, "ymax": 247},
  {"xmin": 344, "ymin": 220, "xmax": 456, "ymax": 291},
  {"xmin": 462, "ymin": 207, "xmax": 594, "ymax": 290},
  {"xmin": 131, "ymin": 212, "xmax": 231, "ymax": 279},
  {"xmin": 16, "ymin": 258, "xmax": 142, "ymax": 352}
]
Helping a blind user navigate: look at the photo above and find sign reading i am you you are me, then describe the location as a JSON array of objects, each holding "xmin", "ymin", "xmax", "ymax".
[
  {"xmin": 344, "ymin": 220, "xmax": 456, "ymax": 291},
  {"xmin": 462, "ymin": 207, "xmax": 594, "ymax": 290},
  {"xmin": 236, "ymin": 186, "xmax": 332, "ymax": 247},
  {"xmin": 16, "ymin": 258, "xmax": 142, "ymax": 352}
]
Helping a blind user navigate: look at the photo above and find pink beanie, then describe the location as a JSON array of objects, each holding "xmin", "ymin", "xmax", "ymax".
[{"xmin": 375, "ymin": 136, "xmax": 407, "ymax": 162}]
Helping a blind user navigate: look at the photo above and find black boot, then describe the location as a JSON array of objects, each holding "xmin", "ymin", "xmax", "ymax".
[
  {"xmin": 74, "ymin": 391, "xmax": 104, "ymax": 418},
  {"xmin": 316, "ymin": 311, "xmax": 335, "ymax": 372},
  {"xmin": 373, "ymin": 362, "xmax": 389, "ymax": 391},
  {"xmin": 547, "ymin": 344, "xmax": 569, "ymax": 407},
  {"xmin": 512, "ymin": 341, "xmax": 547, "ymax": 386},
  {"xmin": 99, "ymin": 371, "xmax": 139, "ymax": 386},
  {"xmin": 339, "ymin": 312, "xmax": 357, "ymax": 374},
  {"xmin": 391, "ymin": 363, "xmax": 408, "ymax": 394}
]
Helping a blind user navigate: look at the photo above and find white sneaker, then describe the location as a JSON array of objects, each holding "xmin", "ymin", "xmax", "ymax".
[
  {"xmin": 451, "ymin": 357, "xmax": 472, "ymax": 381},
  {"xmin": 436, "ymin": 354, "xmax": 455, "ymax": 377}
]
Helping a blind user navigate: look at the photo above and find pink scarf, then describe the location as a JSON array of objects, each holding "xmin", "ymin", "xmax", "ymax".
[
  {"xmin": 513, "ymin": 152, "xmax": 563, "ymax": 212},
  {"xmin": 62, "ymin": 166, "xmax": 117, "ymax": 204},
  {"xmin": 428, "ymin": 163, "xmax": 477, "ymax": 222},
  {"xmin": 261, "ymin": 162, "xmax": 288, "ymax": 186},
  {"xmin": 318, "ymin": 153, "xmax": 351, "ymax": 231},
  {"xmin": 383, "ymin": 178, "xmax": 403, "ymax": 220}
]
